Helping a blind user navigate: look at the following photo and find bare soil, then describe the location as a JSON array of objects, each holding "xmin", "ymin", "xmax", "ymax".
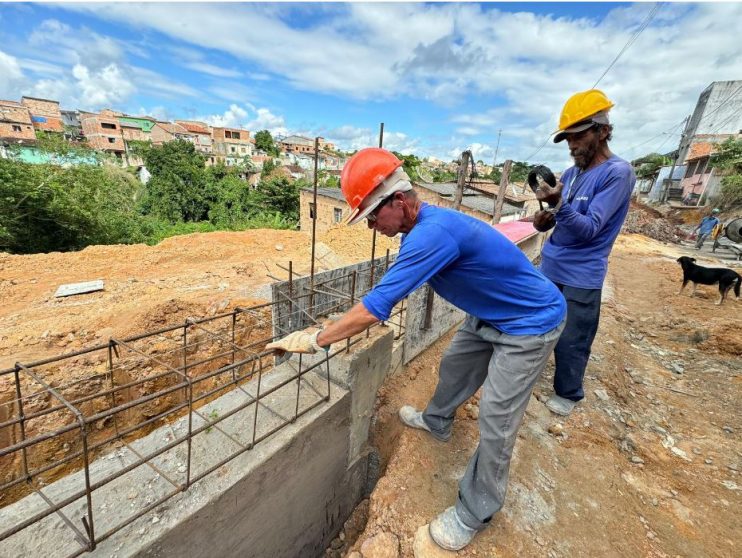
[
  {"xmin": 337, "ymin": 233, "xmax": 741, "ymax": 558},
  {"xmin": 0, "ymin": 225, "xmax": 397, "ymax": 504}
]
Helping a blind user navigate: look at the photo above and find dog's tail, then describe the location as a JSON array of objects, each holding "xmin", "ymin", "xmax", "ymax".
[{"xmin": 735, "ymin": 274, "xmax": 741, "ymax": 298}]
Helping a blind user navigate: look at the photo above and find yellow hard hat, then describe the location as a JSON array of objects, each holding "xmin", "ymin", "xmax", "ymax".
[{"xmin": 554, "ymin": 89, "xmax": 614, "ymax": 142}]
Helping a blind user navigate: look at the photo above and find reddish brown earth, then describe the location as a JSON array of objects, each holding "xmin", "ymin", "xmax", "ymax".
[{"xmin": 331, "ymin": 233, "xmax": 741, "ymax": 558}]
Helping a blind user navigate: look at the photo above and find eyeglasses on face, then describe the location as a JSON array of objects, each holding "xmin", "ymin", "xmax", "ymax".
[{"xmin": 365, "ymin": 194, "xmax": 395, "ymax": 223}]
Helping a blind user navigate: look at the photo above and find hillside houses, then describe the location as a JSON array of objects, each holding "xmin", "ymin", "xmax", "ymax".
[{"xmin": 0, "ymin": 95, "xmax": 346, "ymax": 178}]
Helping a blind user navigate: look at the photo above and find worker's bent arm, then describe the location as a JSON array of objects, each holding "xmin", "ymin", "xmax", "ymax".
[{"xmin": 316, "ymin": 303, "xmax": 379, "ymax": 348}]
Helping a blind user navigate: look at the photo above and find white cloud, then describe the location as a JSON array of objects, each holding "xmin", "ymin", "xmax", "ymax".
[
  {"xmin": 184, "ymin": 62, "xmax": 242, "ymax": 79},
  {"xmin": 198, "ymin": 103, "xmax": 287, "ymax": 136},
  {"xmin": 0, "ymin": 50, "xmax": 27, "ymax": 98}
]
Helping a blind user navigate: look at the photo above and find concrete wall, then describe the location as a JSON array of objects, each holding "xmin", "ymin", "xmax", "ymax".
[{"xmin": 0, "ymin": 329, "xmax": 394, "ymax": 558}]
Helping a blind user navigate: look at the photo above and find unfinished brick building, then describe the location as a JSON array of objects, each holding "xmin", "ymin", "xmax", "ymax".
[
  {"xmin": 0, "ymin": 100, "xmax": 37, "ymax": 144},
  {"xmin": 20, "ymin": 96, "xmax": 64, "ymax": 133}
]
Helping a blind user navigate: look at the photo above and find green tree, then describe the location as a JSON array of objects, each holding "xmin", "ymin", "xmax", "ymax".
[
  {"xmin": 711, "ymin": 137, "xmax": 742, "ymax": 208},
  {"xmin": 632, "ymin": 153, "xmax": 671, "ymax": 180},
  {"xmin": 0, "ymin": 158, "xmax": 145, "ymax": 253},
  {"xmin": 254, "ymin": 130, "xmax": 280, "ymax": 156},
  {"xmin": 138, "ymin": 140, "xmax": 209, "ymax": 222},
  {"xmin": 392, "ymin": 151, "xmax": 421, "ymax": 182}
]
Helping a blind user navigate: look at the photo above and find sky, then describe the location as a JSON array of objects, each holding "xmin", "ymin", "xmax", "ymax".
[{"xmin": 1, "ymin": 2, "xmax": 741, "ymax": 170}]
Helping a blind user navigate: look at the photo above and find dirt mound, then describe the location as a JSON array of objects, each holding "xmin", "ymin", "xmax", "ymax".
[{"xmin": 622, "ymin": 200, "xmax": 685, "ymax": 243}]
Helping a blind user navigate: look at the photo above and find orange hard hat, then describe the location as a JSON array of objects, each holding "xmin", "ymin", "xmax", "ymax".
[
  {"xmin": 554, "ymin": 89, "xmax": 614, "ymax": 142},
  {"xmin": 341, "ymin": 148, "xmax": 404, "ymax": 224}
]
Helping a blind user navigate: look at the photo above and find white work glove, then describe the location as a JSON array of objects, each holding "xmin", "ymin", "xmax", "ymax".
[{"xmin": 265, "ymin": 329, "xmax": 327, "ymax": 355}]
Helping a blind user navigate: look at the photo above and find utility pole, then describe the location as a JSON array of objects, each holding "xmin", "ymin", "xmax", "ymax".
[
  {"xmin": 661, "ymin": 116, "xmax": 689, "ymax": 204},
  {"xmin": 454, "ymin": 150, "xmax": 471, "ymax": 210},
  {"xmin": 492, "ymin": 129, "xmax": 502, "ymax": 169},
  {"xmin": 493, "ymin": 159, "xmax": 512, "ymax": 224}
]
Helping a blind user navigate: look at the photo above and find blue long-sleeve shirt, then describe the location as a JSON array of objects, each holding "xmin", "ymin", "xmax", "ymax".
[
  {"xmin": 540, "ymin": 155, "xmax": 635, "ymax": 289},
  {"xmin": 698, "ymin": 216, "xmax": 720, "ymax": 235},
  {"xmin": 362, "ymin": 204, "xmax": 566, "ymax": 336}
]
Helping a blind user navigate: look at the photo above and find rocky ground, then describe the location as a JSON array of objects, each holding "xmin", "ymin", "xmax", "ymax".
[{"xmin": 329, "ymin": 233, "xmax": 741, "ymax": 558}]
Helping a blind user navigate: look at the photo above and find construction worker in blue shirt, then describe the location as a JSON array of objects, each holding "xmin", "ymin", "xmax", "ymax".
[
  {"xmin": 532, "ymin": 89, "xmax": 636, "ymax": 417},
  {"xmin": 694, "ymin": 208, "xmax": 721, "ymax": 249},
  {"xmin": 267, "ymin": 148, "xmax": 566, "ymax": 551}
]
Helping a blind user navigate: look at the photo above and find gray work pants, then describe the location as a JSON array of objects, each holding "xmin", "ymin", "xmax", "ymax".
[{"xmin": 422, "ymin": 315, "xmax": 565, "ymax": 530}]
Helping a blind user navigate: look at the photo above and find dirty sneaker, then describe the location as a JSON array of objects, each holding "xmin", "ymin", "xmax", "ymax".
[
  {"xmin": 545, "ymin": 394, "xmax": 577, "ymax": 416},
  {"xmin": 398, "ymin": 405, "xmax": 451, "ymax": 442},
  {"xmin": 429, "ymin": 506, "xmax": 478, "ymax": 551}
]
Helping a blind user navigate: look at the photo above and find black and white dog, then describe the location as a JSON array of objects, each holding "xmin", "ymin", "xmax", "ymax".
[{"xmin": 676, "ymin": 256, "xmax": 741, "ymax": 305}]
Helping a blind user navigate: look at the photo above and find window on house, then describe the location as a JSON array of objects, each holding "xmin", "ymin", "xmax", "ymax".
[
  {"xmin": 309, "ymin": 203, "xmax": 316, "ymax": 219},
  {"xmin": 101, "ymin": 122, "xmax": 117, "ymax": 130},
  {"xmin": 225, "ymin": 131, "xmax": 232, "ymax": 139},
  {"xmin": 241, "ymin": 147, "xmax": 246, "ymax": 153},
  {"xmin": 232, "ymin": 131, "xmax": 241, "ymax": 140},
  {"xmin": 333, "ymin": 208, "xmax": 342, "ymax": 223},
  {"xmin": 108, "ymin": 137, "xmax": 116, "ymax": 143},
  {"xmin": 230, "ymin": 146, "xmax": 236, "ymax": 153},
  {"xmin": 12, "ymin": 125, "xmax": 21, "ymax": 132}
]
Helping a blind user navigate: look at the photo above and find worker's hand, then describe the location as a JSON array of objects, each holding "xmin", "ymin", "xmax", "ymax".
[
  {"xmin": 265, "ymin": 330, "xmax": 322, "ymax": 356},
  {"xmin": 535, "ymin": 180, "xmax": 564, "ymax": 207},
  {"xmin": 533, "ymin": 210, "xmax": 556, "ymax": 232}
]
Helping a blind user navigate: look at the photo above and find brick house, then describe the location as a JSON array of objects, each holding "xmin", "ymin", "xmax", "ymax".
[
  {"xmin": 299, "ymin": 188, "xmax": 347, "ymax": 232},
  {"xmin": 151, "ymin": 121, "xmax": 196, "ymax": 146},
  {"xmin": 0, "ymin": 99, "xmax": 36, "ymax": 144},
  {"xmin": 212, "ymin": 127, "xmax": 253, "ymax": 166},
  {"xmin": 79, "ymin": 110, "xmax": 126, "ymax": 160},
  {"xmin": 278, "ymin": 135, "xmax": 335, "ymax": 155},
  {"xmin": 176, "ymin": 120, "xmax": 214, "ymax": 163},
  {"xmin": 21, "ymin": 96, "xmax": 64, "ymax": 133}
]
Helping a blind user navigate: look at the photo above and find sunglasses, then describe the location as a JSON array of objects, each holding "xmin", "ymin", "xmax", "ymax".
[{"xmin": 365, "ymin": 194, "xmax": 395, "ymax": 223}]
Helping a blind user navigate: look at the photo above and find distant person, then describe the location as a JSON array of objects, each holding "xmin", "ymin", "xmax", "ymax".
[
  {"xmin": 532, "ymin": 89, "xmax": 636, "ymax": 416},
  {"xmin": 694, "ymin": 208, "xmax": 721, "ymax": 249},
  {"xmin": 266, "ymin": 148, "xmax": 566, "ymax": 551}
]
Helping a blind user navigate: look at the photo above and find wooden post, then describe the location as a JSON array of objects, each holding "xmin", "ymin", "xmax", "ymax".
[
  {"xmin": 493, "ymin": 159, "xmax": 512, "ymax": 224},
  {"xmin": 454, "ymin": 150, "xmax": 471, "ymax": 210}
]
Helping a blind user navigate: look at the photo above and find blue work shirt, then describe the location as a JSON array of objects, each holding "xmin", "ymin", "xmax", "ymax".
[
  {"xmin": 363, "ymin": 204, "xmax": 566, "ymax": 336},
  {"xmin": 540, "ymin": 155, "xmax": 635, "ymax": 290},
  {"xmin": 698, "ymin": 216, "xmax": 720, "ymax": 235}
]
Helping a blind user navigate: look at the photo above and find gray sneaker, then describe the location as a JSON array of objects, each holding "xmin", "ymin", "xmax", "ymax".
[
  {"xmin": 429, "ymin": 506, "xmax": 478, "ymax": 551},
  {"xmin": 398, "ymin": 405, "xmax": 451, "ymax": 442},
  {"xmin": 545, "ymin": 394, "xmax": 577, "ymax": 416}
]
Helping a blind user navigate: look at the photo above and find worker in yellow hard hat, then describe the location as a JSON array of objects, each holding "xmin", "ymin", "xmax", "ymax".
[
  {"xmin": 267, "ymin": 147, "xmax": 567, "ymax": 551},
  {"xmin": 532, "ymin": 89, "xmax": 636, "ymax": 417}
]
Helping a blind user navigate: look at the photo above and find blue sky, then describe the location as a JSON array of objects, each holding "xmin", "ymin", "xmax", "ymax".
[{"xmin": 1, "ymin": 2, "xmax": 741, "ymax": 170}]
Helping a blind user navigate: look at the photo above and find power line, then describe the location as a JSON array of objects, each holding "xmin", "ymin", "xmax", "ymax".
[
  {"xmin": 525, "ymin": 3, "xmax": 661, "ymax": 163},
  {"xmin": 593, "ymin": 3, "xmax": 662, "ymax": 89},
  {"xmin": 624, "ymin": 117, "xmax": 686, "ymax": 155}
]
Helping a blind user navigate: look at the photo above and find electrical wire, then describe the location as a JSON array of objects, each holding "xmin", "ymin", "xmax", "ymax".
[
  {"xmin": 592, "ymin": 3, "xmax": 662, "ymax": 89},
  {"xmin": 624, "ymin": 118, "xmax": 686, "ymax": 156}
]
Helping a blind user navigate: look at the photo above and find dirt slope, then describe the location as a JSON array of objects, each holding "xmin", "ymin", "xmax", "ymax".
[
  {"xmin": 337, "ymin": 233, "xmax": 741, "ymax": 558},
  {"xmin": 0, "ymin": 226, "xmax": 397, "ymax": 370}
]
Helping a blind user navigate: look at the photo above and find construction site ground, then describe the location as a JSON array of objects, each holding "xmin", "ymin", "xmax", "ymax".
[
  {"xmin": 1, "ymin": 216, "xmax": 740, "ymax": 557},
  {"xmin": 338, "ymin": 234, "xmax": 741, "ymax": 558}
]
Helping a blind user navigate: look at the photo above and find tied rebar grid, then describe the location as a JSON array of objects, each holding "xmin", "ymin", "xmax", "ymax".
[{"xmin": 0, "ymin": 266, "xmax": 406, "ymax": 557}]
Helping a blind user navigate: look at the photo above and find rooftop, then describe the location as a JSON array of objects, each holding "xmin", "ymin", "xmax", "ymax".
[
  {"xmin": 301, "ymin": 187, "xmax": 346, "ymax": 202},
  {"xmin": 420, "ymin": 182, "xmax": 521, "ymax": 216}
]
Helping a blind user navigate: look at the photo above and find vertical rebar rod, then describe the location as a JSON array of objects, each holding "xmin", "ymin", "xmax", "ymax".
[
  {"xmin": 347, "ymin": 270, "xmax": 357, "ymax": 353},
  {"xmin": 231, "ymin": 311, "xmax": 237, "ymax": 383},
  {"xmin": 369, "ymin": 122, "xmax": 384, "ymax": 288},
  {"xmin": 107, "ymin": 342, "xmax": 120, "ymax": 437},
  {"xmin": 251, "ymin": 357, "xmax": 263, "ymax": 448},
  {"xmin": 183, "ymin": 325, "xmax": 193, "ymax": 489},
  {"xmin": 310, "ymin": 138, "xmax": 319, "ymax": 317},
  {"xmin": 294, "ymin": 354, "xmax": 302, "ymax": 421},
  {"xmin": 288, "ymin": 260, "xmax": 293, "ymax": 330},
  {"xmin": 12, "ymin": 366, "xmax": 30, "ymax": 481}
]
